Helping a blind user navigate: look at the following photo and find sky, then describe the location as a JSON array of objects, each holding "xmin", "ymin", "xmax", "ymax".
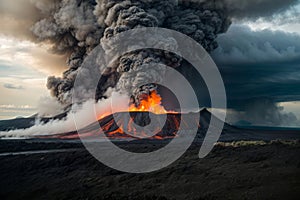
[
  {"xmin": 0, "ymin": 37, "xmax": 66, "ymax": 119},
  {"xmin": 0, "ymin": 0, "xmax": 299, "ymax": 127}
]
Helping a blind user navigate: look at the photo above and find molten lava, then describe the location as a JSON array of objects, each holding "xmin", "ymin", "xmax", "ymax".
[
  {"xmin": 129, "ymin": 91, "xmax": 167, "ymax": 114},
  {"xmin": 94, "ymin": 91, "xmax": 180, "ymax": 139},
  {"xmin": 97, "ymin": 91, "xmax": 171, "ymax": 121}
]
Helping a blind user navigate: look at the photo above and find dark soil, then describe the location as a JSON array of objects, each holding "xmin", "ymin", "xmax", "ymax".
[{"xmin": 0, "ymin": 140, "xmax": 299, "ymax": 200}]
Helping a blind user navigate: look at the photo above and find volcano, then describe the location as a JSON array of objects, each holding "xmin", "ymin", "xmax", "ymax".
[{"xmin": 32, "ymin": 109, "xmax": 236, "ymax": 139}]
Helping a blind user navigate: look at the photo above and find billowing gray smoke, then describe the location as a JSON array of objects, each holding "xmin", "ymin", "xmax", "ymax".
[
  {"xmin": 6, "ymin": 0, "xmax": 297, "ymax": 106},
  {"xmin": 30, "ymin": 0, "xmax": 104, "ymax": 103},
  {"xmin": 28, "ymin": 0, "xmax": 230, "ymax": 105}
]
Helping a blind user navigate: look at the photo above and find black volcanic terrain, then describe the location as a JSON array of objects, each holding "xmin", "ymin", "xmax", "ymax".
[
  {"xmin": 0, "ymin": 139, "xmax": 300, "ymax": 200},
  {"xmin": 0, "ymin": 109, "xmax": 300, "ymax": 199}
]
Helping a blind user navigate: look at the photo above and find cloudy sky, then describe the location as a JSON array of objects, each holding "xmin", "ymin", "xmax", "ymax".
[
  {"xmin": 0, "ymin": 36, "xmax": 66, "ymax": 119},
  {"xmin": 0, "ymin": 0, "xmax": 299, "ymax": 127}
]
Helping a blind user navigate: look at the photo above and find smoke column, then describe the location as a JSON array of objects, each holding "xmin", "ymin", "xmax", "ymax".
[{"xmin": 27, "ymin": 0, "xmax": 230, "ymax": 106}]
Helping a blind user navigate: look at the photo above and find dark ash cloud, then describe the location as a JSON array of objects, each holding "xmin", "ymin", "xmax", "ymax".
[
  {"xmin": 29, "ymin": 0, "xmax": 232, "ymax": 105},
  {"xmin": 211, "ymin": 25, "xmax": 300, "ymax": 105}
]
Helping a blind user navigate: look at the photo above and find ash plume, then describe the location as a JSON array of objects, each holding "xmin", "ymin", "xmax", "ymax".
[{"xmin": 30, "ymin": 0, "xmax": 231, "ymax": 105}]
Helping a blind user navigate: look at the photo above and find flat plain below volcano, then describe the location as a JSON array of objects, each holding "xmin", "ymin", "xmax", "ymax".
[{"xmin": 0, "ymin": 110, "xmax": 300, "ymax": 200}]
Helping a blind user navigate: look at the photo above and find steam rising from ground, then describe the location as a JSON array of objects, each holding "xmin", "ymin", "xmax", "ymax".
[
  {"xmin": 37, "ymin": 96, "xmax": 65, "ymax": 117},
  {"xmin": 0, "ymin": 92, "xmax": 129, "ymax": 138}
]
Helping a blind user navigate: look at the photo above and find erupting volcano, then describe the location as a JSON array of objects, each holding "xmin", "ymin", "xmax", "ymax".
[
  {"xmin": 129, "ymin": 91, "xmax": 168, "ymax": 114},
  {"xmin": 92, "ymin": 91, "xmax": 183, "ymax": 139},
  {"xmin": 39, "ymin": 101, "xmax": 210, "ymax": 140},
  {"xmin": 96, "ymin": 89, "xmax": 176, "ymax": 120}
]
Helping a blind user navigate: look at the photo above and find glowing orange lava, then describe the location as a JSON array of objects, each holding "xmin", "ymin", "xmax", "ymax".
[
  {"xmin": 97, "ymin": 91, "xmax": 171, "ymax": 121},
  {"xmin": 129, "ymin": 91, "xmax": 167, "ymax": 114}
]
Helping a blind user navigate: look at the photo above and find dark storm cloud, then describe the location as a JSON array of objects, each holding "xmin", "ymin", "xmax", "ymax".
[
  {"xmin": 234, "ymin": 99, "xmax": 300, "ymax": 126},
  {"xmin": 212, "ymin": 25, "xmax": 300, "ymax": 105},
  {"xmin": 212, "ymin": 25, "xmax": 300, "ymax": 65},
  {"xmin": 222, "ymin": 0, "xmax": 300, "ymax": 20},
  {"xmin": 182, "ymin": 0, "xmax": 300, "ymax": 20},
  {"xmin": 263, "ymin": 7, "xmax": 300, "ymax": 26},
  {"xmin": 210, "ymin": 25, "xmax": 300, "ymax": 125}
]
